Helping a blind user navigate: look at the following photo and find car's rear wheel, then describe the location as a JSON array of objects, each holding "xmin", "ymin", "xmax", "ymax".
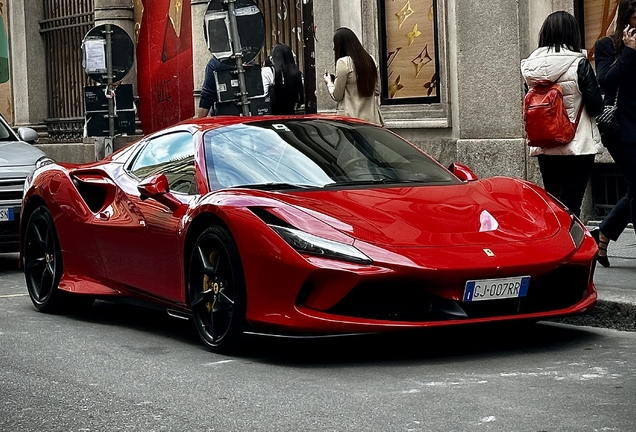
[
  {"xmin": 23, "ymin": 206, "xmax": 94, "ymax": 313},
  {"xmin": 188, "ymin": 226, "xmax": 247, "ymax": 354}
]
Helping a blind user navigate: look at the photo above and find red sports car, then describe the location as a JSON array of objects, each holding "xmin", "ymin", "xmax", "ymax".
[{"xmin": 20, "ymin": 115, "xmax": 597, "ymax": 353}]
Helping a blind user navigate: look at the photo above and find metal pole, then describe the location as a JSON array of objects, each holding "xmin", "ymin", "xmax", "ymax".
[
  {"xmin": 225, "ymin": 0, "xmax": 250, "ymax": 116},
  {"xmin": 105, "ymin": 23, "xmax": 115, "ymax": 140},
  {"xmin": 302, "ymin": 0, "xmax": 316, "ymax": 114}
]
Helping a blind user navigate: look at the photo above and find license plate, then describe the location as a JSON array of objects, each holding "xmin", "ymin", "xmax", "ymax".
[
  {"xmin": 0, "ymin": 208, "xmax": 14, "ymax": 222},
  {"xmin": 463, "ymin": 276, "xmax": 530, "ymax": 302}
]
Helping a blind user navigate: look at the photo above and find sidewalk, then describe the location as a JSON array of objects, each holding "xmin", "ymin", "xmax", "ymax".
[{"xmin": 588, "ymin": 226, "xmax": 636, "ymax": 310}]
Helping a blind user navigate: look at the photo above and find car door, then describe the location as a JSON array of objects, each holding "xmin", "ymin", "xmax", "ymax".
[{"xmin": 92, "ymin": 131, "xmax": 198, "ymax": 302}]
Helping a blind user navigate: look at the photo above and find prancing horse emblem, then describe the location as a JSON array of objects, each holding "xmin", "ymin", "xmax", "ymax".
[{"xmin": 483, "ymin": 248, "xmax": 495, "ymax": 257}]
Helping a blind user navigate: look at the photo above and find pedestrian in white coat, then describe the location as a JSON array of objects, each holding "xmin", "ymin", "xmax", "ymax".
[{"xmin": 521, "ymin": 11, "xmax": 604, "ymax": 218}]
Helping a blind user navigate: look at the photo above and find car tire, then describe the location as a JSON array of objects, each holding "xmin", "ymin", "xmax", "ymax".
[
  {"xmin": 23, "ymin": 206, "xmax": 94, "ymax": 313},
  {"xmin": 188, "ymin": 226, "xmax": 248, "ymax": 354}
]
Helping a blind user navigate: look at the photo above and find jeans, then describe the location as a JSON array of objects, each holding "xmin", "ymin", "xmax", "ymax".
[
  {"xmin": 537, "ymin": 154, "xmax": 596, "ymax": 218},
  {"xmin": 599, "ymin": 141, "xmax": 636, "ymax": 240}
]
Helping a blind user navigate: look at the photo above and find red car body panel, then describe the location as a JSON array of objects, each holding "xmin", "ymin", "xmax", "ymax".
[{"xmin": 20, "ymin": 116, "xmax": 598, "ymax": 337}]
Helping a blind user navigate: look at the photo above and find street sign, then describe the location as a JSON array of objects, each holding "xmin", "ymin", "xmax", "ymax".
[
  {"xmin": 204, "ymin": 0, "xmax": 266, "ymax": 116},
  {"xmin": 82, "ymin": 24, "xmax": 135, "ymax": 152},
  {"xmin": 82, "ymin": 24, "xmax": 134, "ymax": 85},
  {"xmin": 204, "ymin": 0, "xmax": 265, "ymax": 65}
]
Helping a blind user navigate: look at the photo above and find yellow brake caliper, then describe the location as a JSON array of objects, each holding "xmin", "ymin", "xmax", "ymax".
[{"xmin": 203, "ymin": 251, "xmax": 219, "ymax": 313}]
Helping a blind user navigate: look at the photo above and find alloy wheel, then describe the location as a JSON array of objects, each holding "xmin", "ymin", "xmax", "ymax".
[{"xmin": 189, "ymin": 226, "xmax": 246, "ymax": 352}]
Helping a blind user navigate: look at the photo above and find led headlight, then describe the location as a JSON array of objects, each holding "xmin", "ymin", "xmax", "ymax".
[
  {"xmin": 35, "ymin": 156, "xmax": 55, "ymax": 169},
  {"xmin": 569, "ymin": 218, "xmax": 585, "ymax": 249},
  {"xmin": 269, "ymin": 225, "xmax": 372, "ymax": 264}
]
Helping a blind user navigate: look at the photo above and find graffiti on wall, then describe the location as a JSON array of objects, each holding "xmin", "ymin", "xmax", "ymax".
[
  {"xmin": 0, "ymin": 1, "xmax": 12, "ymax": 123},
  {"xmin": 135, "ymin": 0, "xmax": 194, "ymax": 134}
]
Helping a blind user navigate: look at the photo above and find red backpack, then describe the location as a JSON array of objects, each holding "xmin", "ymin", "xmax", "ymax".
[{"xmin": 523, "ymin": 80, "xmax": 583, "ymax": 148}]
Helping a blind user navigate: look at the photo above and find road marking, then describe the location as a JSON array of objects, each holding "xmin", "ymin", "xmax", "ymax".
[
  {"xmin": 203, "ymin": 360, "xmax": 234, "ymax": 367},
  {"xmin": 0, "ymin": 293, "xmax": 28, "ymax": 298}
]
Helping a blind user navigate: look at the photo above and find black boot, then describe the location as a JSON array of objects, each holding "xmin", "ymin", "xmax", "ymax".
[{"xmin": 590, "ymin": 228, "xmax": 610, "ymax": 268}]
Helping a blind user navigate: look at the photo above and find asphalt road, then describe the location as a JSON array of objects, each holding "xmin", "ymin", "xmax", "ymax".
[{"xmin": 1, "ymin": 253, "xmax": 635, "ymax": 432}]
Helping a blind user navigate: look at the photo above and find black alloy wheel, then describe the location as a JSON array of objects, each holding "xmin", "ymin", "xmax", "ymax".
[
  {"xmin": 23, "ymin": 207, "xmax": 65, "ymax": 312},
  {"xmin": 188, "ymin": 226, "xmax": 247, "ymax": 354},
  {"xmin": 23, "ymin": 206, "xmax": 93, "ymax": 313}
]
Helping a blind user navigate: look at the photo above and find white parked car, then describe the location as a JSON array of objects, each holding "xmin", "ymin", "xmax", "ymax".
[{"xmin": 0, "ymin": 114, "xmax": 53, "ymax": 252}]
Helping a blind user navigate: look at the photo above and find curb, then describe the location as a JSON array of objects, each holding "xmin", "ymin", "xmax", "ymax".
[{"xmin": 550, "ymin": 299, "xmax": 636, "ymax": 332}]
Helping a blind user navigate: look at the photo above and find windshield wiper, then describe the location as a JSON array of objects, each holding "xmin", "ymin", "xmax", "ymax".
[
  {"xmin": 324, "ymin": 179, "xmax": 424, "ymax": 187},
  {"xmin": 229, "ymin": 182, "xmax": 316, "ymax": 190}
]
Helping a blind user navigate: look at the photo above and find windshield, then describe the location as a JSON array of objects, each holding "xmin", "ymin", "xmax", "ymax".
[
  {"xmin": 203, "ymin": 119, "xmax": 459, "ymax": 190},
  {"xmin": 0, "ymin": 115, "xmax": 18, "ymax": 141}
]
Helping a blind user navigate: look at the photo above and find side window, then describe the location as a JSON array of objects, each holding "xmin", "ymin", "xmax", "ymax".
[{"xmin": 129, "ymin": 131, "xmax": 198, "ymax": 195}]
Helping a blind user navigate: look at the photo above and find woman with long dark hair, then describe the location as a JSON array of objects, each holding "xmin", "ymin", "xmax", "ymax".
[
  {"xmin": 520, "ymin": 11, "xmax": 603, "ymax": 218},
  {"xmin": 591, "ymin": 0, "xmax": 636, "ymax": 267},
  {"xmin": 323, "ymin": 27, "xmax": 383, "ymax": 125},
  {"xmin": 267, "ymin": 43, "xmax": 304, "ymax": 115}
]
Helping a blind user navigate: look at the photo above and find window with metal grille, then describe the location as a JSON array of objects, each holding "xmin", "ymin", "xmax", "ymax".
[
  {"xmin": 39, "ymin": 0, "xmax": 94, "ymax": 142},
  {"xmin": 254, "ymin": 0, "xmax": 316, "ymax": 113}
]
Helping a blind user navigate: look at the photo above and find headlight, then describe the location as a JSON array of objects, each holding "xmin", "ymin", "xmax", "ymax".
[
  {"xmin": 546, "ymin": 192, "xmax": 585, "ymax": 249},
  {"xmin": 269, "ymin": 225, "xmax": 372, "ymax": 264},
  {"xmin": 569, "ymin": 218, "xmax": 585, "ymax": 249},
  {"xmin": 35, "ymin": 156, "xmax": 55, "ymax": 169}
]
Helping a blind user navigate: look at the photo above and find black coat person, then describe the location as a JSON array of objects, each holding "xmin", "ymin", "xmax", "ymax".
[{"xmin": 267, "ymin": 44, "xmax": 304, "ymax": 115}]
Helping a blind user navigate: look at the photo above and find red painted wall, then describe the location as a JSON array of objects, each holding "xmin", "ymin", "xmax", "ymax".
[{"xmin": 136, "ymin": 0, "xmax": 194, "ymax": 134}]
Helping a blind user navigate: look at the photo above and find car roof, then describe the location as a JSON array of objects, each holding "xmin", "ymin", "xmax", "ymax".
[
  {"xmin": 177, "ymin": 114, "xmax": 371, "ymax": 132},
  {"xmin": 102, "ymin": 114, "xmax": 375, "ymax": 164}
]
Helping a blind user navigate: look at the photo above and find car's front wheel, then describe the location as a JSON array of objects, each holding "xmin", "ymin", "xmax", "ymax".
[
  {"xmin": 23, "ymin": 206, "xmax": 93, "ymax": 313},
  {"xmin": 188, "ymin": 226, "xmax": 247, "ymax": 354}
]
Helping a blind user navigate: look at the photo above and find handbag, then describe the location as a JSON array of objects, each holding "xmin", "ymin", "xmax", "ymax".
[{"xmin": 596, "ymin": 89, "xmax": 619, "ymax": 135}]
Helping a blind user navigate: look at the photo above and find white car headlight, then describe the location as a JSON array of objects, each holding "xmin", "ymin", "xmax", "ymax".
[
  {"xmin": 35, "ymin": 156, "xmax": 55, "ymax": 169},
  {"xmin": 269, "ymin": 225, "xmax": 372, "ymax": 264}
]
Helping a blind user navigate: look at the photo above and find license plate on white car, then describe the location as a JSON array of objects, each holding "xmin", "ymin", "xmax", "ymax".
[
  {"xmin": 0, "ymin": 208, "xmax": 15, "ymax": 222},
  {"xmin": 463, "ymin": 276, "xmax": 530, "ymax": 302}
]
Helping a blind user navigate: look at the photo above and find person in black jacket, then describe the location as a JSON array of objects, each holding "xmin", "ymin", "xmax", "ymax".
[
  {"xmin": 592, "ymin": 0, "xmax": 636, "ymax": 267},
  {"xmin": 269, "ymin": 44, "xmax": 304, "ymax": 115},
  {"xmin": 197, "ymin": 56, "xmax": 233, "ymax": 117}
]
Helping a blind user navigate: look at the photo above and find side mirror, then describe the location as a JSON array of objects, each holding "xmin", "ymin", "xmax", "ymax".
[
  {"xmin": 448, "ymin": 162, "xmax": 478, "ymax": 182},
  {"xmin": 138, "ymin": 173, "xmax": 185, "ymax": 214},
  {"xmin": 17, "ymin": 127, "xmax": 39, "ymax": 144}
]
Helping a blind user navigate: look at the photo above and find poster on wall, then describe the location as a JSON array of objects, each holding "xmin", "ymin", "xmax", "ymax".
[
  {"xmin": 135, "ymin": 0, "xmax": 194, "ymax": 134},
  {"xmin": 383, "ymin": 0, "xmax": 439, "ymax": 102},
  {"xmin": 0, "ymin": 2, "xmax": 13, "ymax": 123}
]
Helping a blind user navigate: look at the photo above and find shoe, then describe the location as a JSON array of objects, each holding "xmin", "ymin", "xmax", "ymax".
[{"xmin": 590, "ymin": 228, "xmax": 610, "ymax": 268}]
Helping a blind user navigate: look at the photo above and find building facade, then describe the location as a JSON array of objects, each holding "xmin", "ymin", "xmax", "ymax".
[{"xmin": 6, "ymin": 0, "xmax": 622, "ymax": 221}]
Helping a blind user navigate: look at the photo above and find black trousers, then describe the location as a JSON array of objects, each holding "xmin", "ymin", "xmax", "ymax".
[
  {"xmin": 599, "ymin": 141, "xmax": 636, "ymax": 240},
  {"xmin": 537, "ymin": 154, "xmax": 596, "ymax": 218}
]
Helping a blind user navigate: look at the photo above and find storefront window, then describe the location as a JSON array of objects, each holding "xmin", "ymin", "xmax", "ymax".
[
  {"xmin": 582, "ymin": 0, "xmax": 619, "ymax": 61},
  {"xmin": 379, "ymin": 0, "xmax": 440, "ymax": 105}
]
